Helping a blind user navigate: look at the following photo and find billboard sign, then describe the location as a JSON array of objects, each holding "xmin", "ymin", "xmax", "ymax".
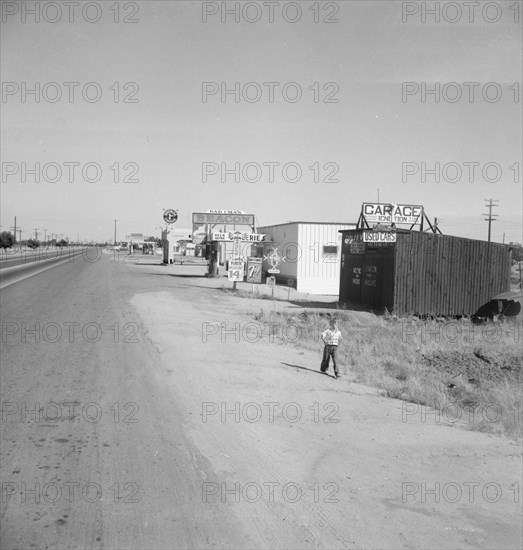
[
  {"xmin": 192, "ymin": 212, "xmax": 256, "ymax": 245},
  {"xmin": 362, "ymin": 203, "xmax": 423, "ymax": 225},
  {"xmin": 192, "ymin": 213, "xmax": 255, "ymax": 225}
]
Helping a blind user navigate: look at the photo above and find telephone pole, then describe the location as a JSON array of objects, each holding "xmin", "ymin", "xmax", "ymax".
[
  {"xmin": 33, "ymin": 228, "xmax": 39, "ymax": 240},
  {"xmin": 483, "ymin": 199, "xmax": 498, "ymax": 243},
  {"xmin": 43, "ymin": 229, "xmax": 47, "ymax": 243},
  {"xmin": 114, "ymin": 220, "xmax": 117, "ymax": 245},
  {"xmin": 10, "ymin": 216, "xmax": 17, "ymax": 244}
]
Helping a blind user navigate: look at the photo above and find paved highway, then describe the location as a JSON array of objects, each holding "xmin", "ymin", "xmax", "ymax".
[
  {"xmin": 0, "ymin": 247, "xmax": 87, "ymax": 269},
  {"xmin": 1, "ymin": 253, "xmax": 521, "ymax": 549}
]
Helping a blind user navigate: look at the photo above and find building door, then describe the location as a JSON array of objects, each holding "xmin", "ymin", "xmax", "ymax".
[
  {"xmin": 361, "ymin": 246, "xmax": 395, "ymax": 310},
  {"xmin": 340, "ymin": 250, "xmax": 365, "ymax": 304}
]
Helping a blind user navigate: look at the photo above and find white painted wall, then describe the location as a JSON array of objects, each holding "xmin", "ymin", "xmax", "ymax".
[{"xmin": 258, "ymin": 223, "xmax": 355, "ymax": 294}]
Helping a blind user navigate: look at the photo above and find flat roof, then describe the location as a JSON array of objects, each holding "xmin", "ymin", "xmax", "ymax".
[
  {"xmin": 338, "ymin": 227, "xmax": 510, "ymax": 246},
  {"xmin": 258, "ymin": 221, "xmax": 356, "ymax": 229}
]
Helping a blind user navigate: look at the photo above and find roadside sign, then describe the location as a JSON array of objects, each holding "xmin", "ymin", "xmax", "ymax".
[
  {"xmin": 211, "ymin": 232, "xmax": 266, "ymax": 242},
  {"xmin": 163, "ymin": 209, "xmax": 178, "ymax": 224},
  {"xmin": 363, "ymin": 231, "xmax": 396, "ymax": 243},
  {"xmin": 264, "ymin": 247, "xmax": 285, "ymax": 274},
  {"xmin": 246, "ymin": 257, "xmax": 262, "ymax": 283},
  {"xmin": 228, "ymin": 260, "xmax": 244, "ymax": 281},
  {"xmin": 266, "ymin": 276, "xmax": 276, "ymax": 288}
]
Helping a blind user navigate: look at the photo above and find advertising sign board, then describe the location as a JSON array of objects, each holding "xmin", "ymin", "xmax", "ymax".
[
  {"xmin": 193, "ymin": 213, "xmax": 255, "ymax": 225},
  {"xmin": 363, "ymin": 231, "xmax": 397, "ymax": 243},
  {"xmin": 228, "ymin": 260, "xmax": 245, "ymax": 281},
  {"xmin": 246, "ymin": 257, "xmax": 262, "ymax": 283},
  {"xmin": 362, "ymin": 203, "xmax": 423, "ymax": 225},
  {"xmin": 211, "ymin": 232, "xmax": 266, "ymax": 242}
]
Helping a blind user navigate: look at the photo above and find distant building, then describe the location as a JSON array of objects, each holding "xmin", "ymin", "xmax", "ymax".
[
  {"xmin": 162, "ymin": 228, "xmax": 192, "ymax": 263},
  {"xmin": 257, "ymin": 222, "xmax": 356, "ymax": 295}
]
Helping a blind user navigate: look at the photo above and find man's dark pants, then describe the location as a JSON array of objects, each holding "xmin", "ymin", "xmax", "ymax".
[{"xmin": 320, "ymin": 345, "xmax": 338, "ymax": 376}]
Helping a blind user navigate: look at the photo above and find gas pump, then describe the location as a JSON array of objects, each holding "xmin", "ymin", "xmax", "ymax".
[{"xmin": 206, "ymin": 242, "xmax": 219, "ymax": 276}]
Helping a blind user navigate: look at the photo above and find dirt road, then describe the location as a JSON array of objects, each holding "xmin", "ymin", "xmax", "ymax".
[{"xmin": 1, "ymin": 254, "xmax": 521, "ymax": 549}]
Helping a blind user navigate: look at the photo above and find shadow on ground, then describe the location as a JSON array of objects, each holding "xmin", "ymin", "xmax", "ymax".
[{"xmin": 280, "ymin": 362, "xmax": 335, "ymax": 378}]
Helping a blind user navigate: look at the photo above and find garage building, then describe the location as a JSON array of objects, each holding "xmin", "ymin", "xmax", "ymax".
[{"xmin": 339, "ymin": 228, "xmax": 512, "ymax": 316}]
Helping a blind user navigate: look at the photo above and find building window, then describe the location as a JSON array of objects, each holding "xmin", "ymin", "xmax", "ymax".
[{"xmin": 323, "ymin": 245, "xmax": 338, "ymax": 255}]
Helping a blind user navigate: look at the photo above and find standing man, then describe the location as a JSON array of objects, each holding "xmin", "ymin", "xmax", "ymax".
[{"xmin": 320, "ymin": 318, "xmax": 342, "ymax": 379}]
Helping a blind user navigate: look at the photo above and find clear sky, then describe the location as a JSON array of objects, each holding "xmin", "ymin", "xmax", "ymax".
[{"xmin": 1, "ymin": 0, "xmax": 522, "ymax": 243}]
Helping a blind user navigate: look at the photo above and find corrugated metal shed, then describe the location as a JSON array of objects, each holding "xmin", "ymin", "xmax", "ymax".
[{"xmin": 339, "ymin": 229, "xmax": 511, "ymax": 316}]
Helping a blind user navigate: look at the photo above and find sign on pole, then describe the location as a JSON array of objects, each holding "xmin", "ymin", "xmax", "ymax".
[
  {"xmin": 163, "ymin": 209, "xmax": 178, "ymax": 224},
  {"xmin": 246, "ymin": 257, "xmax": 262, "ymax": 283},
  {"xmin": 228, "ymin": 260, "xmax": 244, "ymax": 281}
]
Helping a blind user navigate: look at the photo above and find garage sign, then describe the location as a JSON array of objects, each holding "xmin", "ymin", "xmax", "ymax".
[{"xmin": 362, "ymin": 203, "xmax": 423, "ymax": 225}]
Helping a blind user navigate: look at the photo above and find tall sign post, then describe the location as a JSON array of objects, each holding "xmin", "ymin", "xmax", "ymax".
[{"xmin": 162, "ymin": 209, "xmax": 178, "ymax": 264}]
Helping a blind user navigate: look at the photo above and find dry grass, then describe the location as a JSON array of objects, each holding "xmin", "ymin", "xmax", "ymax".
[{"xmin": 251, "ymin": 307, "xmax": 522, "ymax": 440}]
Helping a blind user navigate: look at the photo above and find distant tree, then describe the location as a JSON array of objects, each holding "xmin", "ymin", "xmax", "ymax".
[
  {"xmin": 57, "ymin": 239, "xmax": 68, "ymax": 247},
  {"xmin": 26, "ymin": 238, "xmax": 40, "ymax": 249},
  {"xmin": 0, "ymin": 231, "xmax": 15, "ymax": 249}
]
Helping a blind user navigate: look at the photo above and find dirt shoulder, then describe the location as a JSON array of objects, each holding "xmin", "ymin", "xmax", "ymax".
[{"xmin": 130, "ymin": 262, "xmax": 523, "ymax": 550}]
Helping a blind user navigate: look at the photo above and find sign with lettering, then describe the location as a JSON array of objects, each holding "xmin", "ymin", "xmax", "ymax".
[
  {"xmin": 193, "ymin": 213, "xmax": 255, "ymax": 225},
  {"xmin": 363, "ymin": 231, "xmax": 397, "ymax": 243},
  {"xmin": 228, "ymin": 260, "xmax": 244, "ymax": 281},
  {"xmin": 246, "ymin": 257, "xmax": 262, "ymax": 283},
  {"xmin": 350, "ymin": 242, "xmax": 365, "ymax": 254},
  {"xmin": 362, "ymin": 203, "xmax": 423, "ymax": 225},
  {"xmin": 211, "ymin": 232, "xmax": 266, "ymax": 242},
  {"xmin": 207, "ymin": 209, "xmax": 246, "ymax": 214}
]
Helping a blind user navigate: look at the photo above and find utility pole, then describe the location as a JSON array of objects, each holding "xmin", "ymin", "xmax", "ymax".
[
  {"xmin": 44, "ymin": 229, "xmax": 47, "ymax": 243},
  {"xmin": 33, "ymin": 228, "xmax": 39, "ymax": 240},
  {"xmin": 13, "ymin": 216, "xmax": 16, "ymax": 243},
  {"xmin": 483, "ymin": 199, "xmax": 498, "ymax": 243},
  {"xmin": 114, "ymin": 220, "xmax": 117, "ymax": 245}
]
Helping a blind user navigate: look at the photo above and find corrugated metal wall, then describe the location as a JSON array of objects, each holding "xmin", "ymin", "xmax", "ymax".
[
  {"xmin": 297, "ymin": 223, "xmax": 352, "ymax": 294},
  {"xmin": 394, "ymin": 232, "xmax": 511, "ymax": 316},
  {"xmin": 257, "ymin": 224, "xmax": 299, "ymax": 281},
  {"xmin": 258, "ymin": 223, "xmax": 354, "ymax": 294}
]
